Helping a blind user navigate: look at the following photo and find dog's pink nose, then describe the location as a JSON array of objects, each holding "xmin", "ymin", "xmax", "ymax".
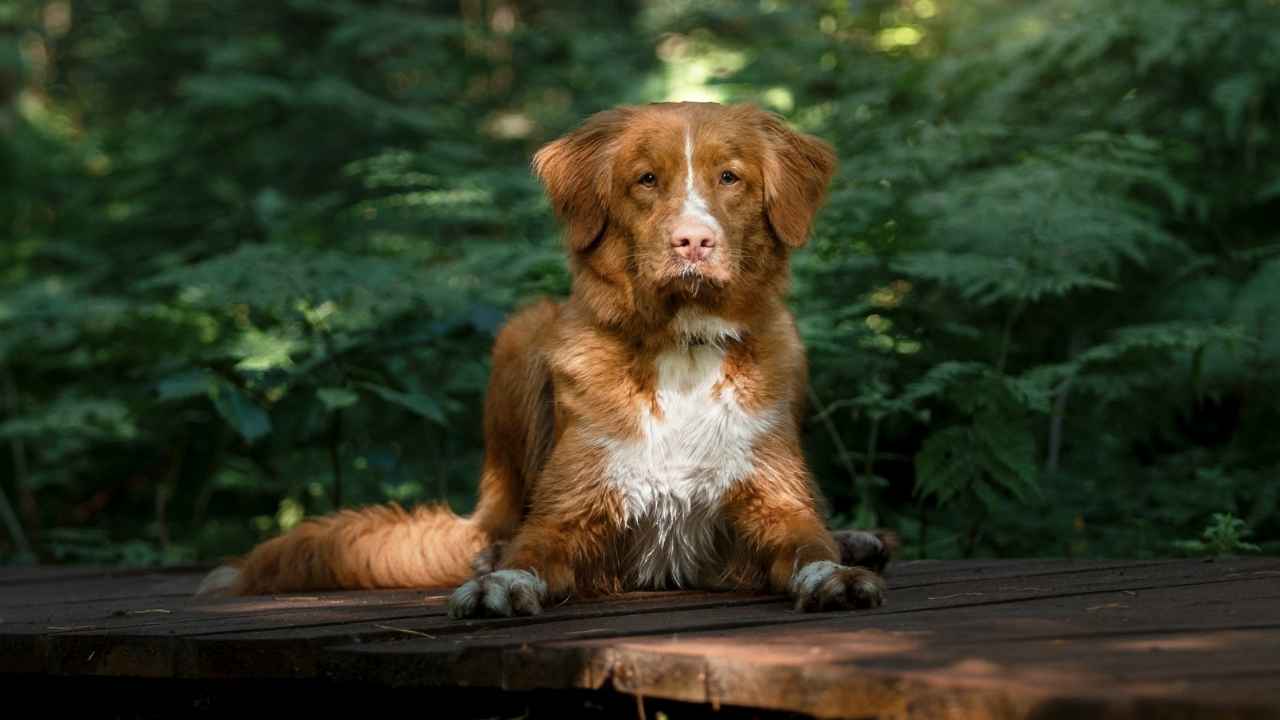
[{"xmin": 671, "ymin": 220, "xmax": 717, "ymax": 262}]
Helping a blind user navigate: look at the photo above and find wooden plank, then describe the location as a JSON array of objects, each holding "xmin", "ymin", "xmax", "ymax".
[
  {"xmin": 0, "ymin": 558, "xmax": 1161, "ymax": 608},
  {"xmin": 32, "ymin": 590, "xmax": 771, "ymax": 678},
  {"xmin": 0, "ymin": 571, "xmax": 202, "ymax": 608},
  {"xmin": 320, "ymin": 575, "xmax": 1280, "ymax": 682},
  {"xmin": 558, "ymin": 575, "xmax": 1280, "ymax": 718},
  {"xmin": 606, "ymin": 635, "xmax": 1279, "ymax": 720},
  {"xmin": 0, "ymin": 557, "xmax": 1180, "ymax": 627},
  {"xmin": 0, "ymin": 566, "xmax": 119, "ymax": 586},
  {"xmin": 0, "ymin": 588, "xmax": 457, "ymax": 674},
  {"xmin": 1, "ymin": 587, "xmax": 449, "ymax": 633},
  {"xmin": 7, "ymin": 590, "xmax": 450, "ymax": 676},
  {"xmin": 597, "ymin": 628, "xmax": 1280, "ymax": 719},
  {"xmin": 884, "ymin": 557, "xmax": 1174, "ymax": 583},
  {"xmin": 20, "ymin": 558, "xmax": 1274, "ymax": 680},
  {"xmin": 0, "ymin": 570, "xmax": 208, "ymax": 673},
  {"xmin": 203, "ymin": 558, "xmax": 1272, "ymax": 678},
  {"xmin": 176, "ymin": 591, "xmax": 771, "ymax": 680},
  {"xmin": 321, "ymin": 560, "xmax": 1280, "ymax": 718},
  {"xmin": 160, "ymin": 557, "xmax": 1276, "ymax": 642},
  {"xmin": 4, "ymin": 556, "xmax": 1277, "ymax": 720}
]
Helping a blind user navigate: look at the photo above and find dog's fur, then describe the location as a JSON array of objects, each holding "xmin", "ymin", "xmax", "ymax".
[{"xmin": 197, "ymin": 102, "xmax": 888, "ymax": 616}]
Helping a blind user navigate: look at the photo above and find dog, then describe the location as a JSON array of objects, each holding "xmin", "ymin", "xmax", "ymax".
[{"xmin": 197, "ymin": 102, "xmax": 890, "ymax": 617}]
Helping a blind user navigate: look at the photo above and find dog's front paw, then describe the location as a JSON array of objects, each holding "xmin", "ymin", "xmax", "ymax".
[
  {"xmin": 789, "ymin": 560, "xmax": 884, "ymax": 612},
  {"xmin": 832, "ymin": 529, "xmax": 898, "ymax": 573},
  {"xmin": 447, "ymin": 569, "xmax": 548, "ymax": 619}
]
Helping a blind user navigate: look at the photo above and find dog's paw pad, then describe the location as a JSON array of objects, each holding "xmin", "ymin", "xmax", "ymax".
[
  {"xmin": 447, "ymin": 569, "xmax": 547, "ymax": 619},
  {"xmin": 789, "ymin": 560, "xmax": 884, "ymax": 612}
]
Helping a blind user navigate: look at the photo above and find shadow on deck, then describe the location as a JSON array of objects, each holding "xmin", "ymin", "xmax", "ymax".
[{"xmin": 2, "ymin": 557, "xmax": 1278, "ymax": 719}]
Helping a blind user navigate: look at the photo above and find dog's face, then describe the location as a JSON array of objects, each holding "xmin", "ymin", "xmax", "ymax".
[{"xmin": 534, "ymin": 103, "xmax": 835, "ymax": 315}]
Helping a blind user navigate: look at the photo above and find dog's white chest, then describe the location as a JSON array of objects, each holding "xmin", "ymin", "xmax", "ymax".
[{"xmin": 599, "ymin": 342, "xmax": 776, "ymax": 588}]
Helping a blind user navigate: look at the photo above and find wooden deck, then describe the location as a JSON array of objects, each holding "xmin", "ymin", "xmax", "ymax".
[{"xmin": 2, "ymin": 557, "xmax": 1279, "ymax": 719}]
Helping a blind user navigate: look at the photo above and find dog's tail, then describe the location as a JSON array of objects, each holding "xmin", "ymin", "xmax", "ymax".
[{"xmin": 195, "ymin": 503, "xmax": 491, "ymax": 596}]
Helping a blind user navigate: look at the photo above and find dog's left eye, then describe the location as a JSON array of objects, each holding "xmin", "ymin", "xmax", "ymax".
[{"xmin": 720, "ymin": 170, "xmax": 739, "ymax": 185}]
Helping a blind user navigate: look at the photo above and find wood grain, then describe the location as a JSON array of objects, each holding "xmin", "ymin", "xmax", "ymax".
[{"xmin": 2, "ymin": 558, "xmax": 1277, "ymax": 719}]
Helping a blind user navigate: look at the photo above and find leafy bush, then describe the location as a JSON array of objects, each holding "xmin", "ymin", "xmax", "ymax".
[
  {"xmin": 671, "ymin": 0, "xmax": 1279, "ymax": 558},
  {"xmin": 1175, "ymin": 513, "xmax": 1261, "ymax": 557},
  {"xmin": 1, "ymin": 0, "xmax": 1275, "ymax": 565}
]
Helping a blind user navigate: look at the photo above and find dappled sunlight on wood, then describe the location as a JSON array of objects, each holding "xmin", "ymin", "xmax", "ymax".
[
  {"xmin": 190, "ymin": 590, "xmax": 451, "ymax": 615},
  {"xmin": 613, "ymin": 627, "xmax": 924, "ymax": 664},
  {"xmin": 1106, "ymin": 630, "xmax": 1271, "ymax": 654},
  {"xmin": 4, "ymin": 558, "xmax": 1278, "ymax": 716}
]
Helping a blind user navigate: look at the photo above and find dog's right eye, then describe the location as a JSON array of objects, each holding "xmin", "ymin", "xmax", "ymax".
[{"xmin": 638, "ymin": 172, "xmax": 657, "ymax": 187}]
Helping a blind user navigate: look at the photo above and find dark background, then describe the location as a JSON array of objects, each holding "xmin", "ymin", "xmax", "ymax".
[{"xmin": 1, "ymin": 0, "xmax": 1276, "ymax": 567}]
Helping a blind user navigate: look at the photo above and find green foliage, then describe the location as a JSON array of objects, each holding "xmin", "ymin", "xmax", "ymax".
[
  {"xmin": 0, "ymin": 0, "xmax": 653, "ymax": 563},
  {"xmin": 1, "ymin": 0, "xmax": 1276, "ymax": 565},
  {"xmin": 694, "ymin": 0, "xmax": 1279, "ymax": 558},
  {"xmin": 914, "ymin": 370, "xmax": 1041, "ymax": 508},
  {"xmin": 1175, "ymin": 513, "xmax": 1262, "ymax": 557}
]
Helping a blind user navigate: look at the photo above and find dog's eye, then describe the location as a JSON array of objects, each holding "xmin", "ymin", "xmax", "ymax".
[
  {"xmin": 720, "ymin": 170, "xmax": 739, "ymax": 185},
  {"xmin": 638, "ymin": 172, "xmax": 657, "ymax": 187}
]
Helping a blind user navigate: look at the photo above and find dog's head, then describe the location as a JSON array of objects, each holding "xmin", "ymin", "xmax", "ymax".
[{"xmin": 533, "ymin": 102, "xmax": 836, "ymax": 330}]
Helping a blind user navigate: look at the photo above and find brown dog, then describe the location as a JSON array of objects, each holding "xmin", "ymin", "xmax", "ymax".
[{"xmin": 197, "ymin": 102, "xmax": 888, "ymax": 617}]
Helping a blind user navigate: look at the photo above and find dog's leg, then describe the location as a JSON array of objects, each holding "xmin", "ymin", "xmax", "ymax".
[
  {"xmin": 447, "ymin": 521, "xmax": 562, "ymax": 619},
  {"xmin": 725, "ymin": 450, "xmax": 885, "ymax": 612},
  {"xmin": 447, "ymin": 454, "xmax": 620, "ymax": 619},
  {"xmin": 446, "ymin": 514, "xmax": 611, "ymax": 619},
  {"xmin": 734, "ymin": 500, "xmax": 886, "ymax": 611}
]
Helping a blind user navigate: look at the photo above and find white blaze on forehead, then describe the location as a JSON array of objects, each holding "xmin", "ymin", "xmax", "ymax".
[{"xmin": 682, "ymin": 130, "xmax": 723, "ymax": 234}]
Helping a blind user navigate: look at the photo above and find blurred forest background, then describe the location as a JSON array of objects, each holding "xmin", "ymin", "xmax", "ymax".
[{"xmin": 1, "ymin": 0, "xmax": 1277, "ymax": 567}]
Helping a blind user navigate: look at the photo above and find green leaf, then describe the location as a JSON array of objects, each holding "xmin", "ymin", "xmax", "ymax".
[
  {"xmin": 316, "ymin": 387, "xmax": 359, "ymax": 411},
  {"xmin": 974, "ymin": 408, "xmax": 1039, "ymax": 502},
  {"xmin": 155, "ymin": 370, "xmax": 215, "ymax": 401},
  {"xmin": 1259, "ymin": 175, "xmax": 1280, "ymax": 202},
  {"xmin": 915, "ymin": 427, "xmax": 980, "ymax": 507},
  {"xmin": 232, "ymin": 328, "xmax": 300, "ymax": 372},
  {"xmin": 0, "ymin": 397, "xmax": 137, "ymax": 442},
  {"xmin": 359, "ymin": 382, "xmax": 446, "ymax": 424},
  {"xmin": 209, "ymin": 381, "xmax": 272, "ymax": 442}
]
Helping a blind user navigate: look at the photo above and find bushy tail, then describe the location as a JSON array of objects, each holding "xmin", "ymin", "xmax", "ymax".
[{"xmin": 196, "ymin": 503, "xmax": 491, "ymax": 596}]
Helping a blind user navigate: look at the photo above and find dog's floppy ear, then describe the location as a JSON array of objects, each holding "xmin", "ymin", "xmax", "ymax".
[
  {"xmin": 533, "ymin": 108, "xmax": 631, "ymax": 252},
  {"xmin": 757, "ymin": 110, "xmax": 837, "ymax": 248}
]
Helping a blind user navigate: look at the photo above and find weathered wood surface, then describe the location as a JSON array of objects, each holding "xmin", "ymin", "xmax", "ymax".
[{"xmin": 2, "ymin": 557, "xmax": 1278, "ymax": 718}]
